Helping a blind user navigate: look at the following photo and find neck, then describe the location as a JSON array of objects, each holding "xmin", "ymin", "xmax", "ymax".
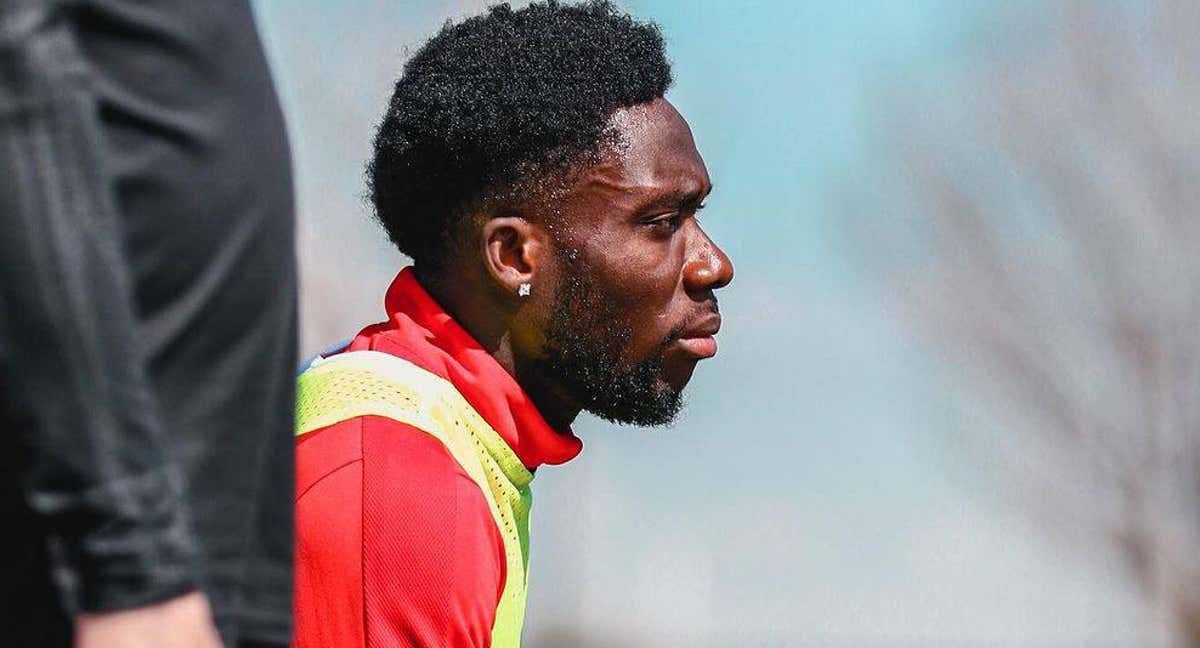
[{"xmin": 416, "ymin": 264, "xmax": 583, "ymax": 432}]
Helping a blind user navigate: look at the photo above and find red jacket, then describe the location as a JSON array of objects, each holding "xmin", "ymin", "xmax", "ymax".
[{"xmin": 292, "ymin": 268, "xmax": 582, "ymax": 647}]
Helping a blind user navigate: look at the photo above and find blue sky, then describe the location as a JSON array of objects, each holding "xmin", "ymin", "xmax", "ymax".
[{"xmin": 253, "ymin": 1, "xmax": 1160, "ymax": 644}]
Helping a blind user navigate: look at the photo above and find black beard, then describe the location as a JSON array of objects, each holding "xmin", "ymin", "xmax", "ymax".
[{"xmin": 529, "ymin": 252, "xmax": 684, "ymax": 427}]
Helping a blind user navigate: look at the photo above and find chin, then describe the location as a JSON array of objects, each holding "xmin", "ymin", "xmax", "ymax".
[
  {"xmin": 662, "ymin": 359, "xmax": 699, "ymax": 392},
  {"xmin": 582, "ymin": 377, "xmax": 686, "ymax": 428}
]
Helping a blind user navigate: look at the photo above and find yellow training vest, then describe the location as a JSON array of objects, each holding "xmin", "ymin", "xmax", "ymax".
[{"xmin": 295, "ymin": 350, "xmax": 534, "ymax": 647}]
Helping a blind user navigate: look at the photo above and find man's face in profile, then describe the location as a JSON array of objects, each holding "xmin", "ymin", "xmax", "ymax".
[{"xmin": 528, "ymin": 98, "xmax": 734, "ymax": 426}]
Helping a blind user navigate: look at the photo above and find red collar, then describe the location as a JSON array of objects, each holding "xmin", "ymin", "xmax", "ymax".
[{"xmin": 348, "ymin": 268, "xmax": 582, "ymax": 470}]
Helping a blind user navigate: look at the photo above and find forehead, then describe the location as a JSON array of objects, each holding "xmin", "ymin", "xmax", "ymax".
[
  {"xmin": 555, "ymin": 99, "xmax": 710, "ymax": 223},
  {"xmin": 606, "ymin": 99, "xmax": 709, "ymax": 190}
]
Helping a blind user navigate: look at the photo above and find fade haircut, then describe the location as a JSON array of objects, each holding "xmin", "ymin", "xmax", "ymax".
[{"xmin": 367, "ymin": 0, "xmax": 673, "ymax": 271}]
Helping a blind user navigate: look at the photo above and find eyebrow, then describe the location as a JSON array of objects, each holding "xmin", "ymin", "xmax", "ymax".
[{"xmin": 635, "ymin": 183, "xmax": 713, "ymax": 213}]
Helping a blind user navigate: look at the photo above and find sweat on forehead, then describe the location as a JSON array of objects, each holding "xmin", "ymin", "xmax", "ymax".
[
  {"xmin": 494, "ymin": 99, "xmax": 691, "ymax": 222},
  {"xmin": 601, "ymin": 99, "xmax": 700, "ymax": 170},
  {"xmin": 525, "ymin": 98, "xmax": 709, "ymax": 248}
]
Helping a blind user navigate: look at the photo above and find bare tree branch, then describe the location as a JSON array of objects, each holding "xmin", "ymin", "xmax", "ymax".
[{"xmin": 868, "ymin": 0, "xmax": 1200, "ymax": 643}]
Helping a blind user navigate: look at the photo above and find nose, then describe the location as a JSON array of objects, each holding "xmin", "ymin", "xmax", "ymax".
[{"xmin": 682, "ymin": 226, "xmax": 734, "ymax": 294}]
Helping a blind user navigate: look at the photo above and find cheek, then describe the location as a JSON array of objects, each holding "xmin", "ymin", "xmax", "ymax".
[
  {"xmin": 586, "ymin": 241, "xmax": 686, "ymax": 348},
  {"xmin": 595, "ymin": 244, "xmax": 679, "ymax": 305}
]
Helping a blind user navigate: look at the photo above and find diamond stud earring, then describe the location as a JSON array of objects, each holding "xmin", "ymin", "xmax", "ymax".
[{"xmin": 517, "ymin": 282, "xmax": 531, "ymax": 297}]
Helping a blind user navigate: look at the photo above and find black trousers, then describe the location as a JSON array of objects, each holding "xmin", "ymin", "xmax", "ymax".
[{"xmin": 0, "ymin": 1, "xmax": 296, "ymax": 645}]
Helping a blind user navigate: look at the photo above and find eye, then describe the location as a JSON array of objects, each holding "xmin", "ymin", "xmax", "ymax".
[
  {"xmin": 644, "ymin": 203, "xmax": 705, "ymax": 232},
  {"xmin": 646, "ymin": 211, "xmax": 684, "ymax": 231}
]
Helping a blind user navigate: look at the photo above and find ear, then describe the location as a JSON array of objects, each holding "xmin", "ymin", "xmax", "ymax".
[{"xmin": 480, "ymin": 215, "xmax": 547, "ymax": 297}]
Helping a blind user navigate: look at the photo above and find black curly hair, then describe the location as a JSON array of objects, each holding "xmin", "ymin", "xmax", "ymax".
[{"xmin": 367, "ymin": 0, "xmax": 673, "ymax": 271}]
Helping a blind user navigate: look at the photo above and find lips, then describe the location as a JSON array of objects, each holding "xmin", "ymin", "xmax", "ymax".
[
  {"xmin": 676, "ymin": 313, "xmax": 722, "ymax": 359},
  {"xmin": 677, "ymin": 336, "xmax": 718, "ymax": 358}
]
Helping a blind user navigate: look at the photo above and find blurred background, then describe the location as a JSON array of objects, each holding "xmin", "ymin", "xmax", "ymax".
[{"xmin": 252, "ymin": 0, "xmax": 1199, "ymax": 645}]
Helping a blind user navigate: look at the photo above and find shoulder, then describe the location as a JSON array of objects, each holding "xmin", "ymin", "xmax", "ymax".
[
  {"xmin": 296, "ymin": 414, "xmax": 485, "ymax": 521},
  {"xmin": 294, "ymin": 415, "xmax": 505, "ymax": 648},
  {"xmin": 347, "ymin": 324, "xmax": 450, "ymax": 382}
]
